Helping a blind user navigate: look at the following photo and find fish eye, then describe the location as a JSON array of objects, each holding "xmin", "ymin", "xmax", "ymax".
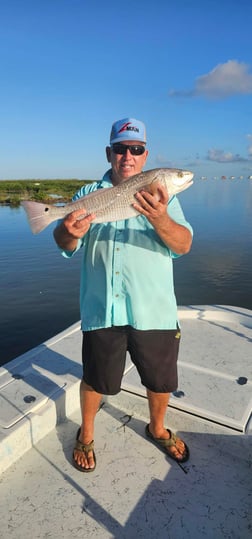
[
  {"xmin": 44, "ymin": 207, "xmax": 49, "ymax": 212},
  {"xmin": 178, "ymin": 171, "xmax": 183, "ymax": 178}
]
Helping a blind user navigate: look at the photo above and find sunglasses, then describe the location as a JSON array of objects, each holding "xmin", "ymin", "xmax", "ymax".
[{"xmin": 111, "ymin": 143, "xmax": 146, "ymax": 156}]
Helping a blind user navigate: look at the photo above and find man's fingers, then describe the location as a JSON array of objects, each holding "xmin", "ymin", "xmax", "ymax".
[
  {"xmin": 66, "ymin": 208, "xmax": 87, "ymax": 222},
  {"xmin": 135, "ymin": 184, "xmax": 168, "ymax": 208}
]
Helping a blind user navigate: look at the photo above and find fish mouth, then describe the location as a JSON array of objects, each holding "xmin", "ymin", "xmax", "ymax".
[{"xmin": 173, "ymin": 171, "xmax": 194, "ymax": 185}]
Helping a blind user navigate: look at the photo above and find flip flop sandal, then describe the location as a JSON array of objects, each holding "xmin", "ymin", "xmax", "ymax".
[
  {"xmin": 73, "ymin": 427, "xmax": 96, "ymax": 472},
  {"xmin": 145, "ymin": 424, "xmax": 190, "ymax": 463}
]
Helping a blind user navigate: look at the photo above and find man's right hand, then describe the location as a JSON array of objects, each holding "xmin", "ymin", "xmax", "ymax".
[
  {"xmin": 62, "ymin": 209, "xmax": 96, "ymax": 239},
  {"xmin": 53, "ymin": 209, "xmax": 96, "ymax": 250}
]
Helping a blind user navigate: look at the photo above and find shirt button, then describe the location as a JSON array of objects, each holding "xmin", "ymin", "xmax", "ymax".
[
  {"xmin": 115, "ymin": 271, "xmax": 120, "ymax": 275},
  {"xmin": 115, "ymin": 294, "xmax": 119, "ymax": 298}
]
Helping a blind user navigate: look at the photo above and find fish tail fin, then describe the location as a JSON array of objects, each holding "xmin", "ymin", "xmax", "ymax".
[{"xmin": 21, "ymin": 201, "xmax": 55, "ymax": 234}]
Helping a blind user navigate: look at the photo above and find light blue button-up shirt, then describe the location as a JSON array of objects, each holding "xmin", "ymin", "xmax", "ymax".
[{"xmin": 62, "ymin": 170, "xmax": 193, "ymax": 331}]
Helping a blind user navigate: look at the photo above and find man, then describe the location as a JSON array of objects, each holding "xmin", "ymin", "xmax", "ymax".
[{"xmin": 54, "ymin": 118, "xmax": 193, "ymax": 472}]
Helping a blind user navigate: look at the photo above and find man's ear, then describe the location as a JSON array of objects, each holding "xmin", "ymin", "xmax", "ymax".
[{"xmin": 106, "ymin": 146, "xmax": 111, "ymax": 163}]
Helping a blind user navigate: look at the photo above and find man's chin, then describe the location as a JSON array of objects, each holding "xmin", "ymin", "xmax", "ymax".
[
  {"xmin": 120, "ymin": 169, "xmax": 135, "ymax": 180},
  {"xmin": 112, "ymin": 168, "xmax": 136, "ymax": 185}
]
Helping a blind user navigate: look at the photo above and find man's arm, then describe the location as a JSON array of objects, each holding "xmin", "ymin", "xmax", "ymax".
[
  {"xmin": 133, "ymin": 184, "xmax": 192, "ymax": 255},
  {"xmin": 53, "ymin": 209, "xmax": 95, "ymax": 251}
]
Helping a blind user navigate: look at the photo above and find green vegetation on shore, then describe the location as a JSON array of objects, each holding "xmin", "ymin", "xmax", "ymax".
[{"xmin": 0, "ymin": 179, "xmax": 92, "ymax": 206}]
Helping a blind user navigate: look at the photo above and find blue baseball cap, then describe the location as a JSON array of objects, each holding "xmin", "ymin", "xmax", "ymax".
[{"xmin": 110, "ymin": 118, "xmax": 146, "ymax": 144}]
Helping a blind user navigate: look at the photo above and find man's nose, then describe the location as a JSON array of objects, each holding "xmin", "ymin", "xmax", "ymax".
[{"xmin": 123, "ymin": 148, "xmax": 132, "ymax": 157}]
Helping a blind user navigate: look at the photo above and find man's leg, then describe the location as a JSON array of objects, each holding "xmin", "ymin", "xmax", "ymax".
[
  {"xmin": 74, "ymin": 327, "xmax": 127, "ymax": 470},
  {"xmin": 146, "ymin": 389, "xmax": 187, "ymax": 460},
  {"xmin": 73, "ymin": 380, "xmax": 102, "ymax": 470}
]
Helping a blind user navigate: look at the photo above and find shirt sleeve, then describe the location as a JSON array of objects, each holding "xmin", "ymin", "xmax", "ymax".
[
  {"xmin": 168, "ymin": 195, "xmax": 193, "ymax": 232},
  {"xmin": 166, "ymin": 195, "xmax": 193, "ymax": 259}
]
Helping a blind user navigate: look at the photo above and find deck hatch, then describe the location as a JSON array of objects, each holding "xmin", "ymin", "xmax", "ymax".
[{"xmin": 0, "ymin": 369, "xmax": 66, "ymax": 428}]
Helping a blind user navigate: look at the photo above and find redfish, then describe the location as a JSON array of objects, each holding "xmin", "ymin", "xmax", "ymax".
[{"xmin": 21, "ymin": 168, "xmax": 193, "ymax": 234}]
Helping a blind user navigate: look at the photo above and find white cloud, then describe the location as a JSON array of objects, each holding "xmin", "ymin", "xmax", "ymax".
[
  {"xmin": 169, "ymin": 60, "xmax": 252, "ymax": 99},
  {"xmin": 207, "ymin": 148, "xmax": 248, "ymax": 163}
]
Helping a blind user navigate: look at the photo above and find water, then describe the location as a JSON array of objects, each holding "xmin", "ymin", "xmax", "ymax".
[{"xmin": 1, "ymin": 178, "xmax": 252, "ymax": 366}]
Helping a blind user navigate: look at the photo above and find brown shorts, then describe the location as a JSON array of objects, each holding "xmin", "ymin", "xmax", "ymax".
[{"xmin": 82, "ymin": 325, "xmax": 180, "ymax": 395}]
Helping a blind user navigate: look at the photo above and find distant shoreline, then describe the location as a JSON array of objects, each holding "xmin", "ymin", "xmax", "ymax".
[{"xmin": 0, "ymin": 179, "xmax": 92, "ymax": 205}]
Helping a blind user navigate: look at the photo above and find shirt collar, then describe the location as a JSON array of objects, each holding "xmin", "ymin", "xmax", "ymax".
[{"xmin": 97, "ymin": 169, "xmax": 113, "ymax": 188}]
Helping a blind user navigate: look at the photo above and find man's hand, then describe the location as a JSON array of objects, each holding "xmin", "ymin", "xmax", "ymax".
[
  {"xmin": 53, "ymin": 208, "xmax": 96, "ymax": 251},
  {"xmin": 62, "ymin": 208, "xmax": 96, "ymax": 239},
  {"xmin": 133, "ymin": 182, "xmax": 192, "ymax": 254},
  {"xmin": 133, "ymin": 182, "xmax": 169, "ymax": 227}
]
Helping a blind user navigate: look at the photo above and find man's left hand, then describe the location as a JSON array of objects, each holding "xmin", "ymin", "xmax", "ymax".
[{"xmin": 133, "ymin": 182, "xmax": 169, "ymax": 227}]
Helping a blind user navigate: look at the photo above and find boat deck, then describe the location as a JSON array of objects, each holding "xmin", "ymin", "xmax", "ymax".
[{"xmin": 0, "ymin": 305, "xmax": 251, "ymax": 538}]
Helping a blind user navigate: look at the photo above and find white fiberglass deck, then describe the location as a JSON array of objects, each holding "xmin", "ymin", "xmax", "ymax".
[
  {"xmin": 123, "ymin": 305, "xmax": 252, "ymax": 432},
  {"xmin": 0, "ymin": 305, "xmax": 251, "ymax": 538}
]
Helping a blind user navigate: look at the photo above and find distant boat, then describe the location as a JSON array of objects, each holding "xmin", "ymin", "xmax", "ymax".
[
  {"xmin": 221, "ymin": 176, "xmax": 227, "ymax": 180},
  {"xmin": 230, "ymin": 176, "xmax": 235, "ymax": 180},
  {"xmin": 200, "ymin": 176, "xmax": 207, "ymax": 180},
  {"xmin": 239, "ymin": 176, "xmax": 244, "ymax": 180},
  {"xmin": 248, "ymin": 175, "xmax": 252, "ymax": 180}
]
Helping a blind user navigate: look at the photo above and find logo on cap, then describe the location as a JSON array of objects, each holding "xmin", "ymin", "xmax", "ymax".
[
  {"xmin": 110, "ymin": 118, "xmax": 146, "ymax": 144},
  {"xmin": 118, "ymin": 122, "xmax": 140, "ymax": 134}
]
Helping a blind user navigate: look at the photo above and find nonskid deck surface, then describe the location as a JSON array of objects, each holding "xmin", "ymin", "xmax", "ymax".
[
  {"xmin": 0, "ymin": 305, "xmax": 251, "ymax": 538},
  {"xmin": 0, "ymin": 397, "xmax": 251, "ymax": 539}
]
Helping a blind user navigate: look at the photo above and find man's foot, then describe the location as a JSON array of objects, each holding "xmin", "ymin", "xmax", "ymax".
[
  {"xmin": 73, "ymin": 427, "xmax": 96, "ymax": 472},
  {"xmin": 145, "ymin": 424, "xmax": 189, "ymax": 463}
]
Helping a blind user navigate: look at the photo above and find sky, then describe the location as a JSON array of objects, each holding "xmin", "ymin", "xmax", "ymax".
[{"xmin": 1, "ymin": 0, "xmax": 252, "ymax": 180}]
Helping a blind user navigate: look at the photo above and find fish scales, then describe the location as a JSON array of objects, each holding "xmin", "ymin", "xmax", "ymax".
[
  {"xmin": 21, "ymin": 168, "xmax": 194, "ymax": 234},
  {"xmin": 52, "ymin": 169, "xmax": 167, "ymax": 221}
]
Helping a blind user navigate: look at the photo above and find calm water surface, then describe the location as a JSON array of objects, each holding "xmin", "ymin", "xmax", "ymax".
[{"xmin": 1, "ymin": 178, "xmax": 252, "ymax": 366}]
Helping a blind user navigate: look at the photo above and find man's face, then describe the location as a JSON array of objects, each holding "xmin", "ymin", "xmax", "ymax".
[{"xmin": 106, "ymin": 141, "xmax": 148, "ymax": 185}]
